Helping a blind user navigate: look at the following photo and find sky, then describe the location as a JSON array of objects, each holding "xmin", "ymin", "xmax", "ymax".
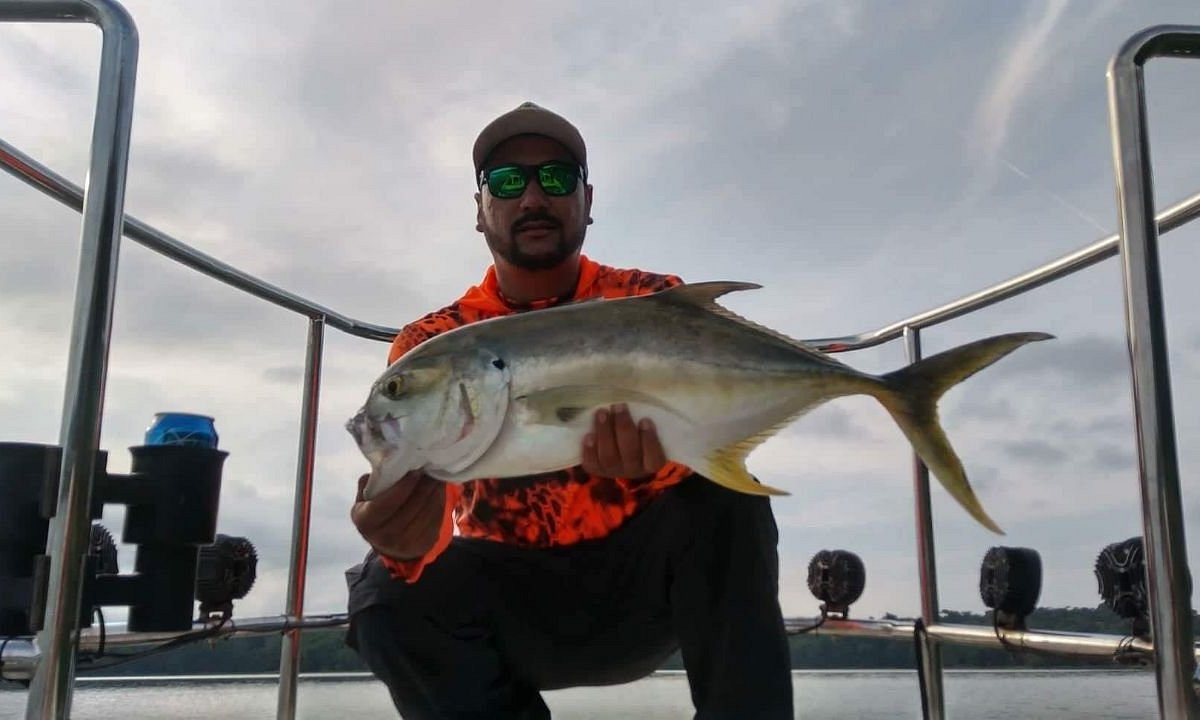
[{"xmin": 2, "ymin": 0, "xmax": 1200, "ymax": 635}]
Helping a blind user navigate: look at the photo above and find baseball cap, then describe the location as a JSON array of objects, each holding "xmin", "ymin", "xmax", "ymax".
[{"xmin": 472, "ymin": 101, "xmax": 588, "ymax": 178}]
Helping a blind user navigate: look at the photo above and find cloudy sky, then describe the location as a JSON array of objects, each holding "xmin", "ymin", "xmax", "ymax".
[{"xmin": 2, "ymin": 0, "xmax": 1199, "ymax": 633}]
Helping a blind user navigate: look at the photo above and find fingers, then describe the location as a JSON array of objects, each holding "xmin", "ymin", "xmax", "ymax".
[
  {"xmin": 353, "ymin": 476, "xmax": 446, "ymax": 559},
  {"xmin": 581, "ymin": 404, "xmax": 668, "ymax": 479},
  {"xmin": 351, "ymin": 470, "xmax": 425, "ymax": 531},
  {"xmin": 639, "ymin": 418, "xmax": 668, "ymax": 472},
  {"xmin": 350, "ymin": 470, "xmax": 446, "ymax": 561}
]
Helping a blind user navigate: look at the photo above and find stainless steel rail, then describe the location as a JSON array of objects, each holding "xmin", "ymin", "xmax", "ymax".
[
  {"xmin": 1106, "ymin": 24, "xmax": 1200, "ymax": 719},
  {"xmin": 803, "ymin": 189, "xmax": 1200, "ymax": 353},
  {"xmin": 0, "ymin": 614, "xmax": 350, "ymax": 681},
  {"xmin": 0, "ymin": 3, "xmax": 137, "ymax": 719},
  {"xmin": 905, "ymin": 328, "xmax": 945, "ymax": 719},
  {"xmin": 0, "ymin": 137, "xmax": 397, "ymax": 343},
  {"xmin": 276, "ymin": 318, "xmax": 324, "ymax": 720},
  {"xmin": 3, "ymin": 613, "xmax": 1188, "ymax": 682}
]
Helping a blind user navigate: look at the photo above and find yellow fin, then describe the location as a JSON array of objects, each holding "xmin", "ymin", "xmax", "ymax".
[{"xmin": 705, "ymin": 439, "xmax": 790, "ymax": 497}]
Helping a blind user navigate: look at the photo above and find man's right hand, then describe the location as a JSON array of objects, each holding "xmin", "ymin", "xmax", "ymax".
[{"xmin": 350, "ymin": 470, "xmax": 446, "ymax": 561}]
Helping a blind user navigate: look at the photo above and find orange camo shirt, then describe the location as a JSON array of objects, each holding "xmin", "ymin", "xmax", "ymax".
[{"xmin": 379, "ymin": 256, "xmax": 693, "ymax": 582}]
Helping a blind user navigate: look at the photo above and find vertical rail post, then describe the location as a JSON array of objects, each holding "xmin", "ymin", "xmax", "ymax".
[
  {"xmin": 276, "ymin": 316, "xmax": 325, "ymax": 719},
  {"xmin": 3, "ymin": 2, "xmax": 139, "ymax": 718},
  {"xmin": 1106, "ymin": 25, "xmax": 1200, "ymax": 719},
  {"xmin": 905, "ymin": 326, "xmax": 944, "ymax": 720}
]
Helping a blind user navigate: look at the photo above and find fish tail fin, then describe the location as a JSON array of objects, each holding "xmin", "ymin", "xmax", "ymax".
[
  {"xmin": 701, "ymin": 439, "xmax": 791, "ymax": 497},
  {"xmin": 876, "ymin": 331, "xmax": 1054, "ymax": 534}
]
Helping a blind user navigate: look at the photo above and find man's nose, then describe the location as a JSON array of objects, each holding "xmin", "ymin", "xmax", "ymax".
[{"xmin": 518, "ymin": 177, "xmax": 550, "ymax": 211}]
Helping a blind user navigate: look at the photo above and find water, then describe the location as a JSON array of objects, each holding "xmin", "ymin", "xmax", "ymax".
[{"xmin": 0, "ymin": 670, "xmax": 1161, "ymax": 719}]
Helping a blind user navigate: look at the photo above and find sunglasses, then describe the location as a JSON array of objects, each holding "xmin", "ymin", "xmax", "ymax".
[{"xmin": 479, "ymin": 161, "xmax": 584, "ymax": 199}]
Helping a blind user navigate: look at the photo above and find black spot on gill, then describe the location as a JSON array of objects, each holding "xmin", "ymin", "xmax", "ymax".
[{"xmin": 492, "ymin": 358, "xmax": 506, "ymax": 370}]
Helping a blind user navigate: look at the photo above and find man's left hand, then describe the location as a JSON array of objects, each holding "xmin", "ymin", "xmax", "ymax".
[{"xmin": 581, "ymin": 403, "xmax": 668, "ymax": 479}]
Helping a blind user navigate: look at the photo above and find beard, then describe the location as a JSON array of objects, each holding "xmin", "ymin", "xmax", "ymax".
[{"xmin": 484, "ymin": 214, "xmax": 587, "ymax": 271}]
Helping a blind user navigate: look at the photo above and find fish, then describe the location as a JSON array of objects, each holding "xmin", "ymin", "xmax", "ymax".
[{"xmin": 346, "ymin": 281, "xmax": 1053, "ymax": 533}]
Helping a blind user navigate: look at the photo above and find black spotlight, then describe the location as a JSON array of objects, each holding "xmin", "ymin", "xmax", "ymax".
[
  {"xmin": 195, "ymin": 534, "xmax": 258, "ymax": 620},
  {"xmin": 1095, "ymin": 537, "xmax": 1150, "ymax": 637},
  {"xmin": 807, "ymin": 550, "xmax": 865, "ymax": 617},
  {"xmin": 979, "ymin": 546, "xmax": 1041, "ymax": 630}
]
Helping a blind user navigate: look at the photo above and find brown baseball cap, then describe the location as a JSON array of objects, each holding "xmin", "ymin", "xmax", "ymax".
[{"xmin": 472, "ymin": 101, "xmax": 588, "ymax": 179}]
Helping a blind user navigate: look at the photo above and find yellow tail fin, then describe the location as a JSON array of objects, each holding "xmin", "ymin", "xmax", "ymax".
[{"xmin": 878, "ymin": 331, "xmax": 1054, "ymax": 534}]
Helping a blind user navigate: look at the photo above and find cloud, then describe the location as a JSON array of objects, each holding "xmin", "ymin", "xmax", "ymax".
[
  {"xmin": 1091, "ymin": 444, "xmax": 1135, "ymax": 471},
  {"xmin": 969, "ymin": 0, "xmax": 1072, "ymax": 170},
  {"xmin": 263, "ymin": 366, "xmax": 304, "ymax": 385},
  {"xmin": 1002, "ymin": 439, "xmax": 1069, "ymax": 465}
]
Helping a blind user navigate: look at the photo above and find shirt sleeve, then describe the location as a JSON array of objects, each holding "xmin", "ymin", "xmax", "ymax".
[{"xmin": 374, "ymin": 310, "xmax": 465, "ymax": 583}]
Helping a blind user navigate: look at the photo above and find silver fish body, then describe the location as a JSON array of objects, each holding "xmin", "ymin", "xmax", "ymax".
[{"xmin": 347, "ymin": 281, "xmax": 1052, "ymax": 533}]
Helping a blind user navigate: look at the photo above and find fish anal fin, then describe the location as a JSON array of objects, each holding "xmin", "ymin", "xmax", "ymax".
[{"xmin": 705, "ymin": 443, "xmax": 789, "ymax": 496}]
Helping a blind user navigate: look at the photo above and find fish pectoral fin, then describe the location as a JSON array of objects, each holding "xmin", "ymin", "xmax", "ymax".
[
  {"xmin": 519, "ymin": 385, "xmax": 681, "ymax": 426},
  {"xmin": 703, "ymin": 442, "xmax": 789, "ymax": 497}
]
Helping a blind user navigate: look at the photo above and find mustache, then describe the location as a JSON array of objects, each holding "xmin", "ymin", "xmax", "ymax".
[{"xmin": 512, "ymin": 212, "xmax": 561, "ymax": 233}]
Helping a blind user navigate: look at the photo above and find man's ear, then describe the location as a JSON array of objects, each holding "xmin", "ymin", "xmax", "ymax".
[
  {"xmin": 584, "ymin": 184, "xmax": 594, "ymax": 225},
  {"xmin": 475, "ymin": 192, "xmax": 484, "ymax": 232}
]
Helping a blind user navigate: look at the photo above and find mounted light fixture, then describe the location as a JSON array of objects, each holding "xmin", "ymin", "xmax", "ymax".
[
  {"xmin": 807, "ymin": 549, "xmax": 865, "ymax": 617},
  {"xmin": 978, "ymin": 546, "xmax": 1042, "ymax": 630},
  {"xmin": 195, "ymin": 534, "xmax": 258, "ymax": 621},
  {"xmin": 1094, "ymin": 537, "xmax": 1150, "ymax": 637}
]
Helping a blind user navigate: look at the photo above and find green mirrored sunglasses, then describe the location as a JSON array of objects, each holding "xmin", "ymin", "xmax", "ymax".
[{"xmin": 479, "ymin": 161, "xmax": 583, "ymax": 199}]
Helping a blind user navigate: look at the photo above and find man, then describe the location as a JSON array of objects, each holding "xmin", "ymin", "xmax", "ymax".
[{"xmin": 345, "ymin": 101, "xmax": 792, "ymax": 719}]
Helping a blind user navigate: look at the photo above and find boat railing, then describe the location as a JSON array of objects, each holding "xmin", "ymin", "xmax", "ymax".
[{"xmin": 1, "ymin": 1, "xmax": 1199, "ymax": 718}]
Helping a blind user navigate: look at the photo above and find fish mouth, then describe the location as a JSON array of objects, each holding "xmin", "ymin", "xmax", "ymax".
[
  {"xmin": 345, "ymin": 410, "xmax": 368, "ymax": 445},
  {"xmin": 346, "ymin": 410, "xmax": 401, "ymax": 448}
]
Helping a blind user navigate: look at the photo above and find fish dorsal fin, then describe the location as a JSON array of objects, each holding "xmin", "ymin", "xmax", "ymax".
[
  {"xmin": 656, "ymin": 280, "xmax": 764, "ymax": 305},
  {"xmin": 655, "ymin": 281, "xmax": 828, "ymax": 359},
  {"xmin": 518, "ymin": 385, "xmax": 685, "ymax": 426}
]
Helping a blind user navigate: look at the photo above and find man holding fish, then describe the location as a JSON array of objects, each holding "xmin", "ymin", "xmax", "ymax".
[
  {"xmin": 343, "ymin": 102, "xmax": 1047, "ymax": 719},
  {"xmin": 344, "ymin": 101, "xmax": 796, "ymax": 719}
]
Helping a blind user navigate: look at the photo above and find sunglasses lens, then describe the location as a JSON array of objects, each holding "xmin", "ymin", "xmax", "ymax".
[
  {"xmin": 484, "ymin": 163, "xmax": 580, "ymax": 198},
  {"xmin": 537, "ymin": 163, "xmax": 578, "ymax": 196},
  {"xmin": 486, "ymin": 166, "xmax": 527, "ymax": 199}
]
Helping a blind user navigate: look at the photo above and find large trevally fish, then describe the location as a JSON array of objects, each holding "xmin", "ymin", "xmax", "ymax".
[{"xmin": 347, "ymin": 281, "xmax": 1051, "ymax": 533}]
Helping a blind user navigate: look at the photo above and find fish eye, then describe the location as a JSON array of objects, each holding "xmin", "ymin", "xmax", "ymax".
[{"xmin": 383, "ymin": 376, "xmax": 404, "ymax": 399}]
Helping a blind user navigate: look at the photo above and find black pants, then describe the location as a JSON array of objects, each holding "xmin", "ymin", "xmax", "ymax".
[{"xmin": 344, "ymin": 475, "xmax": 792, "ymax": 719}]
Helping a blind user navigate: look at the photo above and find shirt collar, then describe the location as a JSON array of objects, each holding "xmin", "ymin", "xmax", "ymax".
[{"xmin": 458, "ymin": 255, "xmax": 601, "ymax": 314}]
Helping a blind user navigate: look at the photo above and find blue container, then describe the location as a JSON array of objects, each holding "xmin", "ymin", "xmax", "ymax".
[{"xmin": 144, "ymin": 412, "xmax": 219, "ymax": 449}]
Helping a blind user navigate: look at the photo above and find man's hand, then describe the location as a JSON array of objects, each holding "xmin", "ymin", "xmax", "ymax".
[
  {"xmin": 581, "ymin": 403, "xmax": 668, "ymax": 479},
  {"xmin": 350, "ymin": 470, "xmax": 446, "ymax": 561}
]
